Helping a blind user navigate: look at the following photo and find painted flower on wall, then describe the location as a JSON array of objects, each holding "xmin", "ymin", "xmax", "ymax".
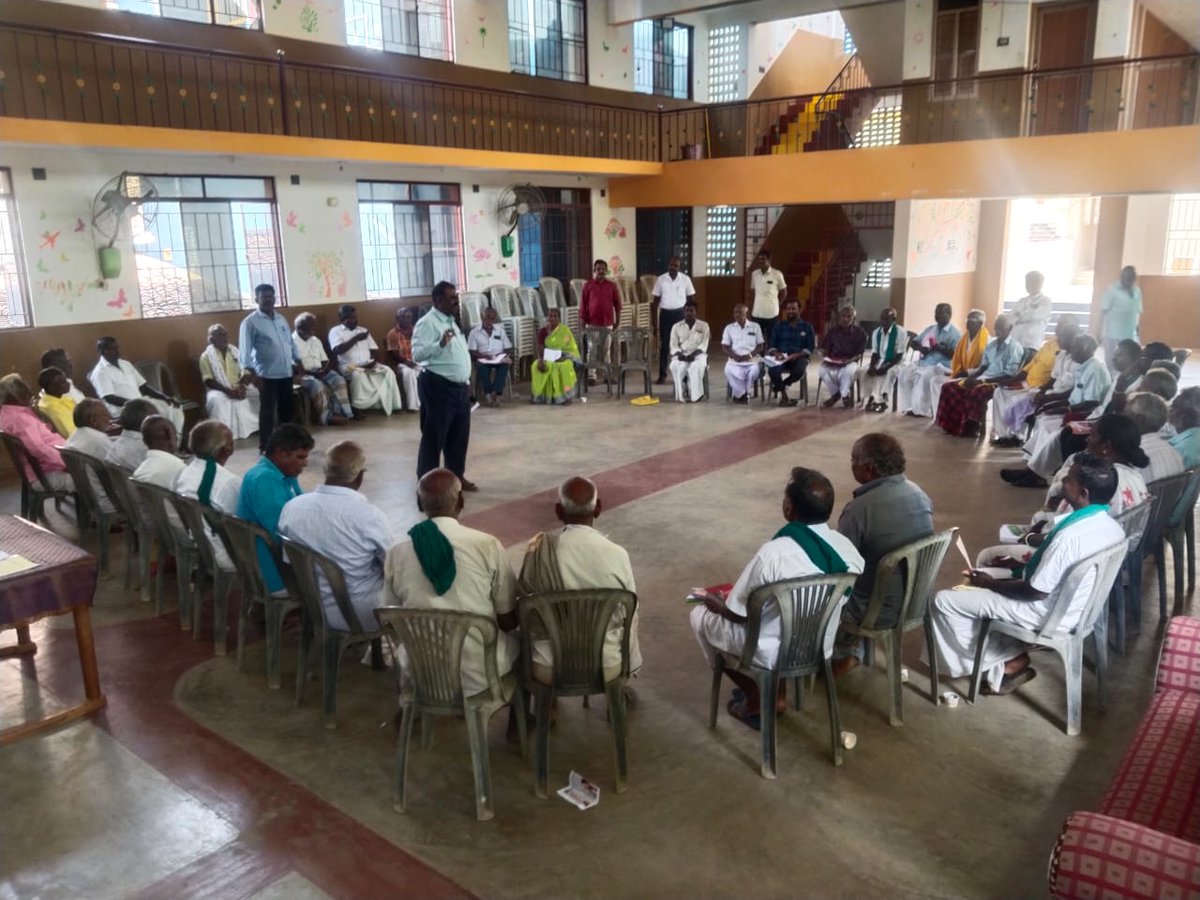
[
  {"xmin": 309, "ymin": 250, "xmax": 346, "ymax": 299},
  {"xmin": 607, "ymin": 255, "xmax": 626, "ymax": 276},
  {"xmin": 473, "ymin": 247, "xmax": 492, "ymax": 262},
  {"xmin": 604, "ymin": 217, "xmax": 626, "ymax": 240},
  {"xmin": 299, "ymin": 1, "xmax": 318, "ymax": 33}
]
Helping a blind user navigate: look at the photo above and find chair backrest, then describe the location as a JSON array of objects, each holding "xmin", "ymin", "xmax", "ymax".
[
  {"xmin": 539, "ymin": 277, "xmax": 566, "ymax": 309},
  {"xmin": 170, "ymin": 492, "xmax": 221, "ymax": 571},
  {"xmin": 860, "ymin": 529, "xmax": 958, "ymax": 632},
  {"xmin": 1113, "ymin": 497, "xmax": 1155, "ymax": 555},
  {"xmin": 489, "ymin": 284, "xmax": 519, "ymax": 316},
  {"xmin": 516, "ymin": 286, "xmax": 545, "ymax": 320},
  {"xmin": 742, "ymin": 573, "xmax": 860, "ymax": 677},
  {"xmin": 582, "ymin": 326, "xmax": 613, "ymax": 365},
  {"xmin": 202, "ymin": 507, "xmax": 282, "ymax": 600},
  {"xmin": 1144, "ymin": 471, "xmax": 1193, "ymax": 546},
  {"xmin": 612, "ymin": 276, "xmax": 638, "ymax": 309},
  {"xmin": 102, "ymin": 462, "xmax": 147, "ymax": 531},
  {"xmin": 280, "ymin": 535, "xmax": 368, "ymax": 635},
  {"xmin": 0, "ymin": 430, "xmax": 51, "ymax": 492},
  {"xmin": 569, "ymin": 278, "xmax": 586, "ymax": 307},
  {"xmin": 614, "ymin": 326, "xmax": 652, "ymax": 365},
  {"xmin": 58, "ymin": 446, "xmax": 116, "ymax": 518},
  {"xmin": 1167, "ymin": 469, "xmax": 1200, "ymax": 530},
  {"xmin": 1036, "ymin": 541, "xmax": 1127, "ymax": 640},
  {"xmin": 375, "ymin": 607, "xmax": 502, "ymax": 711},
  {"xmin": 459, "ymin": 292, "xmax": 487, "ymax": 329},
  {"xmin": 135, "ymin": 360, "xmax": 183, "ymax": 400},
  {"xmin": 638, "ymin": 274, "xmax": 656, "ymax": 305},
  {"xmin": 516, "ymin": 589, "xmax": 637, "ymax": 693},
  {"xmin": 130, "ymin": 480, "xmax": 192, "ymax": 551}
]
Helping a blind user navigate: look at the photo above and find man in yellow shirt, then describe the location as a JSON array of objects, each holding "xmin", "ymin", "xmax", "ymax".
[
  {"xmin": 35, "ymin": 366, "xmax": 76, "ymax": 438},
  {"xmin": 991, "ymin": 315, "xmax": 1079, "ymax": 446}
]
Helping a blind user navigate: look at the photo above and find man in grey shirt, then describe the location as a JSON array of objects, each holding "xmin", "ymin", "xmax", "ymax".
[{"xmin": 833, "ymin": 433, "xmax": 934, "ymax": 674}]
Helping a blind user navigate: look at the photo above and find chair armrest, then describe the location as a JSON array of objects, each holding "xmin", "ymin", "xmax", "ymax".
[
  {"xmin": 1050, "ymin": 812, "xmax": 1200, "ymax": 899},
  {"xmin": 1157, "ymin": 616, "xmax": 1200, "ymax": 695}
]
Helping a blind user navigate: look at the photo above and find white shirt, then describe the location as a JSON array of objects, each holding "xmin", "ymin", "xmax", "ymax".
[
  {"xmin": 467, "ymin": 324, "xmax": 512, "ymax": 358},
  {"xmin": 64, "ymin": 426, "xmax": 112, "ymax": 459},
  {"xmin": 106, "ymin": 430, "xmax": 148, "ymax": 472},
  {"xmin": 750, "ymin": 267, "xmax": 787, "ymax": 319},
  {"xmin": 653, "ymin": 271, "xmax": 695, "ymax": 311},
  {"xmin": 175, "ymin": 457, "xmax": 242, "ymax": 514},
  {"xmin": 328, "ymin": 325, "xmax": 379, "ymax": 369},
  {"xmin": 131, "ymin": 449, "xmax": 186, "ymax": 489},
  {"xmin": 381, "ymin": 517, "xmax": 518, "ymax": 695},
  {"xmin": 726, "ymin": 526, "xmax": 864, "ymax": 667},
  {"xmin": 1049, "ymin": 351, "xmax": 1079, "ymax": 393},
  {"xmin": 1027, "ymin": 511, "xmax": 1125, "ymax": 632},
  {"xmin": 1141, "ymin": 432, "xmax": 1185, "ymax": 484},
  {"xmin": 89, "ymin": 357, "xmax": 146, "ymax": 417},
  {"xmin": 1010, "ymin": 292, "xmax": 1054, "ymax": 350},
  {"xmin": 670, "ymin": 319, "xmax": 711, "ymax": 356},
  {"xmin": 293, "ymin": 333, "xmax": 329, "ymax": 372},
  {"xmin": 721, "ymin": 320, "xmax": 764, "ymax": 358},
  {"xmin": 66, "ymin": 380, "xmax": 86, "ymax": 403},
  {"xmin": 278, "ymin": 485, "xmax": 393, "ymax": 632}
]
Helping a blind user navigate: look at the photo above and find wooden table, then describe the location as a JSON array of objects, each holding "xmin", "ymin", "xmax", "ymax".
[{"xmin": 0, "ymin": 515, "xmax": 106, "ymax": 745}]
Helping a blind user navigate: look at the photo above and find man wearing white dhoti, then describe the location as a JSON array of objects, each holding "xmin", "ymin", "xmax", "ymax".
[
  {"xmin": 990, "ymin": 316, "xmax": 1079, "ymax": 445},
  {"xmin": 668, "ymin": 300, "xmax": 710, "ymax": 403},
  {"xmin": 89, "ymin": 336, "xmax": 185, "ymax": 436},
  {"xmin": 859, "ymin": 307, "xmax": 904, "ymax": 412},
  {"xmin": 199, "ymin": 324, "xmax": 260, "ymax": 441},
  {"xmin": 721, "ymin": 304, "xmax": 764, "ymax": 404},
  {"xmin": 895, "ymin": 304, "xmax": 962, "ymax": 417},
  {"xmin": 329, "ymin": 304, "xmax": 403, "ymax": 416},
  {"xmin": 927, "ymin": 454, "xmax": 1124, "ymax": 694},
  {"xmin": 1007, "ymin": 271, "xmax": 1054, "ymax": 352}
]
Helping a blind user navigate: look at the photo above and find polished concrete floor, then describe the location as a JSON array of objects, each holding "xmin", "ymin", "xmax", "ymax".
[{"xmin": 2, "ymin": 363, "xmax": 1197, "ymax": 899}]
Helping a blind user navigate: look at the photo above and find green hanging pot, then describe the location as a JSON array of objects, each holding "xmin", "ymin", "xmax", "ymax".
[{"xmin": 98, "ymin": 246, "xmax": 122, "ymax": 279}]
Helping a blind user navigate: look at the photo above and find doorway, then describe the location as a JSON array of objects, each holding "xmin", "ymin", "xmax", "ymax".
[{"xmin": 1029, "ymin": 1, "xmax": 1096, "ymax": 136}]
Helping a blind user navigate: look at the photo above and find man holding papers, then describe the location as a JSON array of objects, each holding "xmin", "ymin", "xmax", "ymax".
[
  {"xmin": 531, "ymin": 308, "xmax": 580, "ymax": 405},
  {"xmin": 721, "ymin": 304, "xmax": 765, "ymax": 404},
  {"xmin": 467, "ymin": 306, "xmax": 513, "ymax": 407}
]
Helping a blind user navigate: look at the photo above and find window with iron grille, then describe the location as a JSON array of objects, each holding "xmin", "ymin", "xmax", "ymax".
[
  {"xmin": 636, "ymin": 208, "xmax": 691, "ymax": 276},
  {"xmin": 345, "ymin": 0, "xmax": 453, "ymax": 60},
  {"xmin": 508, "ymin": 0, "xmax": 587, "ymax": 83},
  {"xmin": 853, "ymin": 101, "xmax": 902, "ymax": 147},
  {"xmin": 706, "ymin": 206, "xmax": 737, "ymax": 276},
  {"xmin": 133, "ymin": 176, "xmax": 282, "ymax": 319},
  {"xmin": 358, "ymin": 181, "xmax": 464, "ymax": 300},
  {"xmin": 933, "ymin": 0, "xmax": 979, "ymax": 99},
  {"xmin": 516, "ymin": 187, "xmax": 591, "ymax": 285},
  {"xmin": 861, "ymin": 258, "xmax": 892, "ymax": 289},
  {"xmin": 0, "ymin": 169, "xmax": 30, "ymax": 329},
  {"xmin": 110, "ymin": 0, "xmax": 260, "ymax": 29},
  {"xmin": 1165, "ymin": 194, "xmax": 1200, "ymax": 276},
  {"xmin": 634, "ymin": 19, "xmax": 692, "ymax": 100},
  {"xmin": 843, "ymin": 28, "xmax": 857, "ymax": 55},
  {"xmin": 708, "ymin": 24, "xmax": 741, "ymax": 103}
]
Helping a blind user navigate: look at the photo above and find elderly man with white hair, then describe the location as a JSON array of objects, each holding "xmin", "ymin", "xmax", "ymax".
[
  {"xmin": 1008, "ymin": 271, "xmax": 1053, "ymax": 351},
  {"xmin": 519, "ymin": 476, "xmax": 643, "ymax": 686},
  {"xmin": 817, "ymin": 305, "xmax": 868, "ymax": 409},
  {"xmin": 1125, "ymin": 392, "xmax": 1185, "ymax": 483},
  {"xmin": 934, "ymin": 313, "xmax": 1023, "ymax": 437},
  {"xmin": 175, "ymin": 419, "xmax": 243, "ymax": 577},
  {"xmin": 278, "ymin": 440, "xmax": 392, "ymax": 631},
  {"xmin": 200, "ymin": 323, "xmax": 261, "ymax": 441}
]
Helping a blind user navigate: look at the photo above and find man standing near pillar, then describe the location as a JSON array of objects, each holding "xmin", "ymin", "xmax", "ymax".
[
  {"xmin": 239, "ymin": 284, "xmax": 299, "ymax": 453},
  {"xmin": 652, "ymin": 256, "xmax": 696, "ymax": 385}
]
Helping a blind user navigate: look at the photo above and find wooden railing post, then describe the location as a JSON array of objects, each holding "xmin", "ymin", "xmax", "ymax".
[{"xmin": 276, "ymin": 49, "xmax": 289, "ymax": 136}]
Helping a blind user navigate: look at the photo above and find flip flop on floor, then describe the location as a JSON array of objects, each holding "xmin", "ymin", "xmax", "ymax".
[
  {"xmin": 731, "ymin": 687, "xmax": 745, "ymax": 703},
  {"xmin": 983, "ymin": 666, "xmax": 1037, "ymax": 696},
  {"xmin": 726, "ymin": 698, "xmax": 762, "ymax": 731}
]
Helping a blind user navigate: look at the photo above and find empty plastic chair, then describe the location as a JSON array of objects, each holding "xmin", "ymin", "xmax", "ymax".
[
  {"xmin": 581, "ymin": 327, "xmax": 614, "ymax": 395},
  {"xmin": 614, "ymin": 326, "xmax": 653, "ymax": 398}
]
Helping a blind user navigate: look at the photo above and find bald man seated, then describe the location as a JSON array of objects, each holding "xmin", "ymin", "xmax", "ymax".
[
  {"xmin": 519, "ymin": 476, "xmax": 643, "ymax": 687},
  {"xmin": 130, "ymin": 416, "xmax": 186, "ymax": 491},
  {"xmin": 381, "ymin": 468, "xmax": 519, "ymax": 695},
  {"xmin": 278, "ymin": 440, "xmax": 392, "ymax": 632}
]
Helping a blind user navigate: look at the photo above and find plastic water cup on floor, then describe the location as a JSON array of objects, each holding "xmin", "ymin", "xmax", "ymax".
[
  {"xmin": 900, "ymin": 666, "xmax": 910, "ymax": 683},
  {"xmin": 840, "ymin": 731, "xmax": 857, "ymax": 750},
  {"xmin": 941, "ymin": 691, "xmax": 960, "ymax": 708}
]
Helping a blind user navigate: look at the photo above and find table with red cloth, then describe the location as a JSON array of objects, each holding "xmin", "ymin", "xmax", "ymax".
[
  {"xmin": 936, "ymin": 379, "xmax": 999, "ymax": 436},
  {"xmin": 0, "ymin": 514, "xmax": 105, "ymax": 745}
]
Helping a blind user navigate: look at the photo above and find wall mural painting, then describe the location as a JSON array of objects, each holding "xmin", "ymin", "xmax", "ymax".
[
  {"xmin": 285, "ymin": 210, "xmax": 307, "ymax": 233},
  {"xmin": 607, "ymin": 255, "xmax": 626, "ymax": 276},
  {"xmin": 604, "ymin": 217, "xmax": 627, "ymax": 240},
  {"xmin": 308, "ymin": 249, "xmax": 347, "ymax": 300},
  {"xmin": 338, "ymin": 210, "xmax": 354, "ymax": 230}
]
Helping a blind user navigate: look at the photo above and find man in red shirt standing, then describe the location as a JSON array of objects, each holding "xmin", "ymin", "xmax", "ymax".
[{"xmin": 580, "ymin": 259, "xmax": 622, "ymax": 384}]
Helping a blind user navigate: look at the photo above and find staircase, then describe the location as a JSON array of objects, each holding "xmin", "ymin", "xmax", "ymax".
[{"xmin": 754, "ymin": 56, "xmax": 871, "ymax": 155}]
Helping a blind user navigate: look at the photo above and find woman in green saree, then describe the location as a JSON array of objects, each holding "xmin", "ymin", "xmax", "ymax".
[{"xmin": 531, "ymin": 308, "xmax": 580, "ymax": 405}]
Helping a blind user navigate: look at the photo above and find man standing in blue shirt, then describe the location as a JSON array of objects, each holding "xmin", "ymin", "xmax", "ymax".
[
  {"xmin": 1098, "ymin": 265, "xmax": 1143, "ymax": 374},
  {"xmin": 239, "ymin": 284, "xmax": 299, "ymax": 452},
  {"xmin": 765, "ymin": 298, "xmax": 815, "ymax": 407},
  {"xmin": 412, "ymin": 281, "xmax": 477, "ymax": 491},
  {"xmin": 237, "ymin": 423, "xmax": 313, "ymax": 594}
]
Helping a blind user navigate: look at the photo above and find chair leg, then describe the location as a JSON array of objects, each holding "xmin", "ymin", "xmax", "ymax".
[
  {"xmin": 759, "ymin": 672, "xmax": 779, "ymax": 779},
  {"xmin": 295, "ymin": 612, "xmax": 314, "ymax": 706},
  {"xmin": 213, "ymin": 570, "xmax": 232, "ymax": 656},
  {"xmin": 154, "ymin": 540, "xmax": 167, "ymax": 616},
  {"xmin": 123, "ymin": 529, "xmax": 136, "ymax": 591},
  {"xmin": 1092, "ymin": 628, "xmax": 1108, "ymax": 715},
  {"xmin": 511, "ymin": 684, "xmax": 528, "ymax": 759},
  {"xmin": 862, "ymin": 638, "xmax": 874, "ymax": 668},
  {"xmin": 1156, "ymin": 539, "xmax": 1168, "ymax": 619},
  {"xmin": 1186, "ymin": 512, "xmax": 1195, "ymax": 595},
  {"xmin": 791, "ymin": 676, "xmax": 803, "ymax": 711},
  {"xmin": 533, "ymin": 689, "xmax": 553, "ymax": 799},
  {"xmin": 605, "ymin": 680, "xmax": 629, "ymax": 794},
  {"xmin": 176, "ymin": 552, "xmax": 192, "ymax": 631},
  {"xmin": 1170, "ymin": 531, "xmax": 1186, "ymax": 616},
  {"xmin": 1130, "ymin": 557, "xmax": 1144, "ymax": 633},
  {"xmin": 265, "ymin": 599, "xmax": 284, "ymax": 690},
  {"xmin": 708, "ymin": 660, "xmax": 725, "ymax": 728},
  {"xmin": 823, "ymin": 658, "xmax": 843, "ymax": 767},
  {"xmin": 192, "ymin": 562, "xmax": 209, "ymax": 638},
  {"xmin": 97, "ymin": 516, "xmax": 110, "ymax": 574},
  {"xmin": 322, "ymin": 633, "xmax": 342, "ymax": 729},
  {"xmin": 138, "ymin": 532, "xmax": 154, "ymax": 609},
  {"xmin": 1064, "ymin": 639, "xmax": 1084, "ymax": 737},
  {"xmin": 925, "ymin": 621, "xmax": 940, "ymax": 704},
  {"xmin": 393, "ymin": 700, "xmax": 415, "ymax": 813},
  {"xmin": 885, "ymin": 632, "xmax": 903, "ymax": 727},
  {"xmin": 465, "ymin": 704, "xmax": 495, "ymax": 821},
  {"xmin": 967, "ymin": 619, "xmax": 994, "ymax": 705},
  {"xmin": 1108, "ymin": 581, "xmax": 1126, "ymax": 657}
]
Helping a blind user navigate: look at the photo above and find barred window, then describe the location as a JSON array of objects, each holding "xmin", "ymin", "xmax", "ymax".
[
  {"xmin": 706, "ymin": 206, "xmax": 737, "ymax": 276},
  {"xmin": 345, "ymin": 0, "xmax": 453, "ymax": 61},
  {"xmin": 634, "ymin": 19, "xmax": 692, "ymax": 100},
  {"xmin": 109, "ymin": 0, "xmax": 260, "ymax": 29},
  {"xmin": 358, "ymin": 181, "xmax": 464, "ymax": 299},
  {"xmin": 861, "ymin": 258, "xmax": 892, "ymax": 289},
  {"xmin": 708, "ymin": 24, "xmax": 741, "ymax": 104},
  {"xmin": 508, "ymin": 0, "xmax": 586, "ymax": 83},
  {"xmin": 1165, "ymin": 194, "xmax": 1200, "ymax": 276},
  {"xmin": 0, "ymin": 169, "xmax": 31, "ymax": 329},
  {"xmin": 134, "ymin": 176, "xmax": 281, "ymax": 319}
]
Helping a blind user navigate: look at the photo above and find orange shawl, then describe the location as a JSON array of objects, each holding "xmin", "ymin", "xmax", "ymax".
[{"xmin": 950, "ymin": 326, "xmax": 989, "ymax": 374}]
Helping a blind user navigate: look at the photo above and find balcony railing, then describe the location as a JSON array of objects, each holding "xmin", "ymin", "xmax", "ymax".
[{"xmin": 0, "ymin": 20, "xmax": 1195, "ymax": 164}]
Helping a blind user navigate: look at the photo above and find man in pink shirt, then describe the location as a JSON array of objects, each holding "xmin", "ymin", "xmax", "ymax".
[
  {"xmin": 0, "ymin": 374, "xmax": 73, "ymax": 491},
  {"xmin": 580, "ymin": 259, "xmax": 622, "ymax": 384}
]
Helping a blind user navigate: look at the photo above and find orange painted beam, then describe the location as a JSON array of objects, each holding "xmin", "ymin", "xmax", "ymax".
[
  {"xmin": 611, "ymin": 125, "xmax": 1200, "ymax": 207},
  {"xmin": 0, "ymin": 117, "xmax": 664, "ymax": 177}
]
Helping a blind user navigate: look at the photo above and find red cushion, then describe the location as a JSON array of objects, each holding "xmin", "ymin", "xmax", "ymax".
[
  {"xmin": 1050, "ymin": 812, "xmax": 1200, "ymax": 899},
  {"xmin": 1158, "ymin": 617, "xmax": 1200, "ymax": 696},
  {"xmin": 1101, "ymin": 690, "xmax": 1200, "ymax": 842}
]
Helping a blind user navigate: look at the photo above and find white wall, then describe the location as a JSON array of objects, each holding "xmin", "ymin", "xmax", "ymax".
[
  {"xmin": 905, "ymin": 199, "xmax": 980, "ymax": 277},
  {"xmin": 1094, "ymin": 0, "xmax": 1135, "ymax": 60},
  {"xmin": 1122, "ymin": 194, "xmax": 1173, "ymax": 276},
  {"xmin": 979, "ymin": 0, "xmax": 1032, "ymax": 72},
  {"xmin": 902, "ymin": 0, "xmax": 934, "ymax": 80},
  {"xmin": 454, "ymin": 0, "xmax": 511, "ymax": 73}
]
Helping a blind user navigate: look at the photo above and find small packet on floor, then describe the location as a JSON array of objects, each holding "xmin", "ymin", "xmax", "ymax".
[{"xmin": 557, "ymin": 771, "xmax": 600, "ymax": 811}]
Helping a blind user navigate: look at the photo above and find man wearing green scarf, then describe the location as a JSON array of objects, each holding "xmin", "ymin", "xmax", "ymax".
[
  {"xmin": 691, "ymin": 468, "xmax": 864, "ymax": 730},
  {"xmin": 381, "ymin": 468, "xmax": 518, "ymax": 696},
  {"xmin": 860, "ymin": 307, "xmax": 905, "ymax": 413},
  {"xmin": 927, "ymin": 454, "xmax": 1125, "ymax": 695}
]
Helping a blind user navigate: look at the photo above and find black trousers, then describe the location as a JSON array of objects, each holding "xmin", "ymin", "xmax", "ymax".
[
  {"xmin": 417, "ymin": 370, "xmax": 471, "ymax": 479},
  {"xmin": 258, "ymin": 377, "xmax": 295, "ymax": 450},
  {"xmin": 768, "ymin": 357, "xmax": 808, "ymax": 389},
  {"xmin": 752, "ymin": 316, "xmax": 775, "ymax": 347},
  {"xmin": 658, "ymin": 307, "xmax": 685, "ymax": 378}
]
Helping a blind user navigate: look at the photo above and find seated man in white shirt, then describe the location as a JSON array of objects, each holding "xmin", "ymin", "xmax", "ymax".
[
  {"xmin": 278, "ymin": 441, "xmax": 392, "ymax": 632},
  {"xmin": 721, "ymin": 303, "xmax": 764, "ymax": 405},
  {"xmin": 466, "ymin": 306, "xmax": 512, "ymax": 408},
  {"xmin": 292, "ymin": 313, "xmax": 352, "ymax": 427},
  {"xmin": 105, "ymin": 399, "xmax": 157, "ymax": 473},
  {"xmin": 928, "ymin": 454, "xmax": 1124, "ymax": 695},
  {"xmin": 130, "ymin": 416, "xmax": 184, "ymax": 489},
  {"xmin": 668, "ymin": 299, "xmax": 710, "ymax": 403},
  {"xmin": 519, "ymin": 476, "xmax": 643, "ymax": 689},
  {"xmin": 690, "ymin": 467, "xmax": 864, "ymax": 727},
  {"xmin": 381, "ymin": 468, "xmax": 519, "ymax": 696},
  {"xmin": 329, "ymin": 304, "xmax": 403, "ymax": 416},
  {"xmin": 174, "ymin": 419, "xmax": 242, "ymax": 573},
  {"xmin": 64, "ymin": 399, "xmax": 113, "ymax": 458},
  {"xmin": 1125, "ymin": 392, "xmax": 1185, "ymax": 483},
  {"xmin": 89, "ymin": 336, "xmax": 185, "ymax": 434},
  {"xmin": 199, "ymin": 324, "xmax": 261, "ymax": 441}
]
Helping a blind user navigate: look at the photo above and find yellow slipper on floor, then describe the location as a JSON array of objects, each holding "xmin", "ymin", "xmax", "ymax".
[{"xmin": 630, "ymin": 395, "xmax": 660, "ymax": 406}]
